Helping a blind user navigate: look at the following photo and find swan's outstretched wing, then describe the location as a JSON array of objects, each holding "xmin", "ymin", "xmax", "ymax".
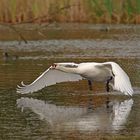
[
  {"xmin": 104, "ymin": 62, "xmax": 133, "ymax": 96},
  {"xmin": 17, "ymin": 66, "xmax": 82, "ymax": 94}
]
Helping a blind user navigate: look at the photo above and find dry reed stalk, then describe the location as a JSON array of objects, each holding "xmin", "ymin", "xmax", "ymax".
[{"xmin": 0, "ymin": 0, "xmax": 140, "ymax": 24}]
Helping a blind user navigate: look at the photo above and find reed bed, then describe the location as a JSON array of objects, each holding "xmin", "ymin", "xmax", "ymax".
[{"xmin": 0, "ymin": 0, "xmax": 140, "ymax": 24}]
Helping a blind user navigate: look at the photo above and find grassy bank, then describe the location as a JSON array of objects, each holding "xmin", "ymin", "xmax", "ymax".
[{"xmin": 0, "ymin": 0, "xmax": 140, "ymax": 24}]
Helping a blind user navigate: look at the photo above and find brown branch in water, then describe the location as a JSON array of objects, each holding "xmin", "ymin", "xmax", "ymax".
[{"xmin": 37, "ymin": 30, "xmax": 47, "ymax": 38}]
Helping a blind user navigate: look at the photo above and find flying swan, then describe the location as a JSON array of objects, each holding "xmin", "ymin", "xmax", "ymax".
[{"xmin": 17, "ymin": 62, "xmax": 133, "ymax": 96}]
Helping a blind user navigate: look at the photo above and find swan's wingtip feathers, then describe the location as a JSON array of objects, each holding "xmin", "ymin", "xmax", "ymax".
[
  {"xmin": 16, "ymin": 88, "xmax": 22, "ymax": 94},
  {"xmin": 127, "ymin": 88, "xmax": 134, "ymax": 96},
  {"xmin": 21, "ymin": 81, "xmax": 26, "ymax": 86},
  {"xmin": 17, "ymin": 85, "xmax": 22, "ymax": 88},
  {"xmin": 124, "ymin": 92, "xmax": 132, "ymax": 96},
  {"xmin": 16, "ymin": 88, "xmax": 29, "ymax": 94},
  {"xmin": 16, "ymin": 84, "xmax": 28, "ymax": 94}
]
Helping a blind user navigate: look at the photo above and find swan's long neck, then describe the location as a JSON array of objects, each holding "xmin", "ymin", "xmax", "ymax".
[{"xmin": 56, "ymin": 66, "xmax": 78, "ymax": 74}]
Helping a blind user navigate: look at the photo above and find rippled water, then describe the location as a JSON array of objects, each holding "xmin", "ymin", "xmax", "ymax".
[{"xmin": 0, "ymin": 25, "xmax": 140, "ymax": 140}]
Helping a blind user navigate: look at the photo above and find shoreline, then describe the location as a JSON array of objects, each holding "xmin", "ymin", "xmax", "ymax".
[{"xmin": 0, "ymin": 23, "xmax": 140, "ymax": 41}]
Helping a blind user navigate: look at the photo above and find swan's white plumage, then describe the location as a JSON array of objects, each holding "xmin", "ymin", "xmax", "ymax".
[{"xmin": 17, "ymin": 62, "xmax": 133, "ymax": 96}]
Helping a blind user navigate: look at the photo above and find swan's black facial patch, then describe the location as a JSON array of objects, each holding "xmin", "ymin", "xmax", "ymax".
[
  {"xmin": 52, "ymin": 64, "xmax": 57, "ymax": 68},
  {"xmin": 65, "ymin": 65, "xmax": 78, "ymax": 68}
]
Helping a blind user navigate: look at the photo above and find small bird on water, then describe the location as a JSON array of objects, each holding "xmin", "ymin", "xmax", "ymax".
[
  {"xmin": 17, "ymin": 62, "xmax": 133, "ymax": 96},
  {"xmin": 3, "ymin": 52, "xmax": 18, "ymax": 61}
]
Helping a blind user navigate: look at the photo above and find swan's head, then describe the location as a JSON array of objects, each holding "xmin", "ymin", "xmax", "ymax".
[
  {"xmin": 51, "ymin": 63, "xmax": 77, "ymax": 70},
  {"xmin": 51, "ymin": 63, "xmax": 64, "ymax": 69},
  {"xmin": 51, "ymin": 63, "xmax": 58, "ymax": 69}
]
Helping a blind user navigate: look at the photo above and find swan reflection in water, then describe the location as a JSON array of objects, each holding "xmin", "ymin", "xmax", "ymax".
[{"xmin": 17, "ymin": 97, "xmax": 133, "ymax": 132}]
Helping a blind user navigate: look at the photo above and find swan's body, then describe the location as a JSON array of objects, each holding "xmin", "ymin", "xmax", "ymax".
[{"xmin": 17, "ymin": 62, "xmax": 133, "ymax": 96}]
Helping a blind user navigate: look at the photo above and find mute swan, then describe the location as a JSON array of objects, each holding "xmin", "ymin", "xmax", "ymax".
[{"xmin": 17, "ymin": 62, "xmax": 133, "ymax": 96}]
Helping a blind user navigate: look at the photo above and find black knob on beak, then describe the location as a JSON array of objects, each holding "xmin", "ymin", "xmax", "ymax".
[{"xmin": 51, "ymin": 63, "xmax": 57, "ymax": 69}]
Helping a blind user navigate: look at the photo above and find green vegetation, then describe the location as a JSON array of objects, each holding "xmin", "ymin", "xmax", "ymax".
[
  {"xmin": 104, "ymin": 0, "xmax": 113, "ymax": 16},
  {"xmin": 0, "ymin": 0, "xmax": 139, "ymax": 24}
]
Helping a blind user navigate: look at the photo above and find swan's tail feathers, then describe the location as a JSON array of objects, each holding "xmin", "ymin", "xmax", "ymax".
[{"xmin": 109, "ymin": 62, "xmax": 133, "ymax": 96}]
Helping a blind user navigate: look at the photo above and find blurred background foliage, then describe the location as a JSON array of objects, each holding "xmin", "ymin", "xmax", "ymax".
[{"xmin": 0, "ymin": 0, "xmax": 140, "ymax": 24}]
